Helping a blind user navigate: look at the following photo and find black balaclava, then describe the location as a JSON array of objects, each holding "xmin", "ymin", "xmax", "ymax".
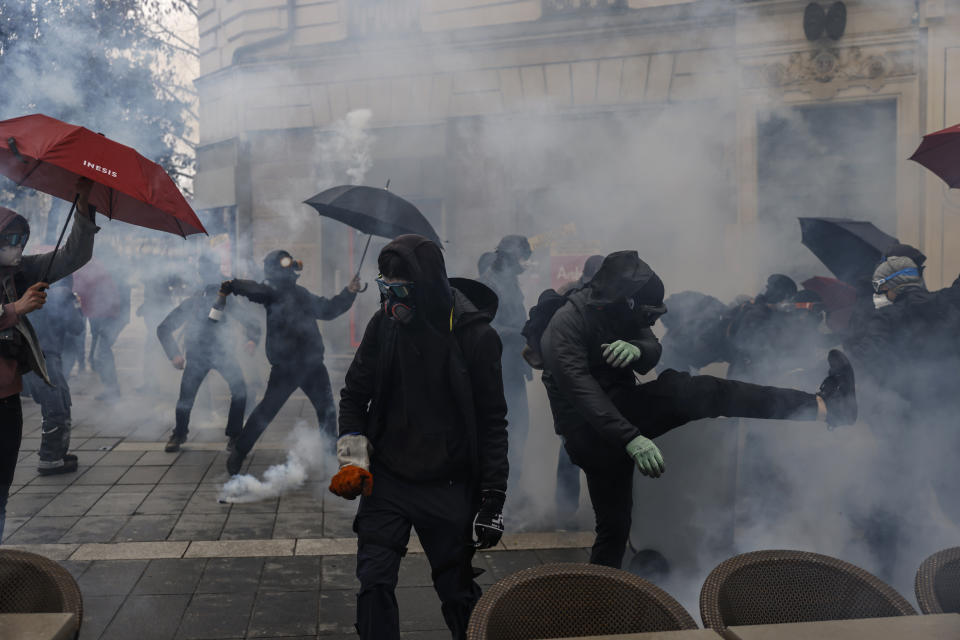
[
  {"xmin": 588, "ymin": 250, "xmax": 667, "ymax": 326},
  {"xmin": 263, "ymin": 249, "xmax": 301, "ymax": 287},
  {"xmin": 493, "ymin": 234, "xmax": 532, "ymax": 275},
  {"xmin": 0, "ymin": 209, "xmax": 29, "ymax": 272},
  {"xmin": 757, "ymin": 273, "xmax": 797, "ymax": 304}
]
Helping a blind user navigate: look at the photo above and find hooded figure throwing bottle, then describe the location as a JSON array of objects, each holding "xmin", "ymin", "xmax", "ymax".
[{"xmin": 221, "ymin": 249, "xmax": 360, "ymax": 474}]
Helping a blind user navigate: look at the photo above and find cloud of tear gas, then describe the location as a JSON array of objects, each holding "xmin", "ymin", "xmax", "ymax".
[
  {"xmin": 218, "ymin": 422, "xmax": 335, "ymax": 504},
  {"xmin": 316, "ymin": 109, "xmax": 376, "ymax": 187},
  {"xmin": 191, "ymin": 0, "xmax": 956, "ymax": 615}
]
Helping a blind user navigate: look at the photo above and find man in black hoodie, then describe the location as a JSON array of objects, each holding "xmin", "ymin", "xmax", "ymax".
[
  {"xmin": 221, "ymin": 250, "xmax": 360, "ymax": 473},
  {"xmin": 540, "ymin": 251, "xmax": 858, "ymax": 568},
  {"xmin": 158, "ymin": 254, "xmax": 260, "ymax": 453},
  {"xmin": 330, "ymin": 235, "xmax": 508, "ymax": 640}
]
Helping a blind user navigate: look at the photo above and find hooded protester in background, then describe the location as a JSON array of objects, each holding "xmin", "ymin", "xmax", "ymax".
[
  {"xmin": 21, "ymin": 273, "xmax": 84, "ymax": 475},
  {"xmin": 221, "ymin": 249, "xmax": 361, "ymax": 474},
  {"xmin": 537, "ymin": 250, "xmax": 858, "ymax": 568},
  {"xmin": 479, "ymin": 235, "xmax": 532, "ymax": 487},
  {"xmin": 158, "ymin": 254, "xmax": 261, "ymax": 453},
  {"xmin": 331, "ymin": 235, "xmax": 508, "ymax": 640},
  {"xmin": 0, "ymin": 178, "xmax": 98, "ymax": 542}
]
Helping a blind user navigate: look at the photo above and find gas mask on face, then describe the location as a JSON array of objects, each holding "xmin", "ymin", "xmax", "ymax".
[
  {"xmin": 0, "ymin": 229, "xmax": 28, "ymax": 267},
  {"xmin": 263, "ymin": 250, "xmax": 303, "ymax": 284},
  {"xmin": 873, "ymin": 293, "xmax": 893, "ymax": 309},
  {"xmin": 376, "ymin": 276, "xmax": 416, "ymax": 325}
]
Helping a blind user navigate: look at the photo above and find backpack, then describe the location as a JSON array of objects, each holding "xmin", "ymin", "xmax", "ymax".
[{"xmin": 520, "ymin": 288, "xmax": 574, "ymax": 369}]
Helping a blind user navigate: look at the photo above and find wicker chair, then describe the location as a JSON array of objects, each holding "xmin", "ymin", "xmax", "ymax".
[
  {"xmin": 699, "ymin": 550, "xmax": 916, "ymax": 631},
  {"xmin": 916, "ymin": 546, "xmax": 960, "ymax": 614},
  {"xmin": 0, "ymin": 550, "xmax": 83, "ymax": 638},
  {"xmin": 466, "ymin": 562, "xmax": 697, "ymax": 639}
]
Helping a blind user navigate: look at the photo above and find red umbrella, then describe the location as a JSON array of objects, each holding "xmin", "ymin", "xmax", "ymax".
[
  {"xmin": 0, "ymin": 114, "xmax": 205, "ymax": 236},
  {"xmin": 910, "ymin": 122, "xmax": 960, "ymax": 188}
]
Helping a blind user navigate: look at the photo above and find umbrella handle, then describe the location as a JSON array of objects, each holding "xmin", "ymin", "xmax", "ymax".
[{"xmin": 41, "ymin": 195, "xmax": 78, "ymax": 284}]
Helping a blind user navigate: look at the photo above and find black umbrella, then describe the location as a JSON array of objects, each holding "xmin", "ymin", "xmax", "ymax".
[
  {"xmin": 799, "ymin": 217, "xmax": 898, "ymax": 285},
  {"xmin": 304, "ymin": 185, "xmax": 441, "ymax": 245}
]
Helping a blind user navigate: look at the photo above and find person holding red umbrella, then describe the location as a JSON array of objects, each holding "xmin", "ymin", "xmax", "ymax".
[{"xmin": 0, "ymin": 177, "xmax": 98, "ymax": 543}]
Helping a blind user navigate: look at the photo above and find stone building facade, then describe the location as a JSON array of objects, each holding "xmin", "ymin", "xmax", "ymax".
[{"xmin": 195, "ymin": 0, "xmax": 960, "ymax": 297}]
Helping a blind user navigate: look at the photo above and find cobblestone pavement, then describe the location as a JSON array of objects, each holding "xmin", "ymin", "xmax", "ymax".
[{"xmin": 5, "ymin": 370, "xmax": 593, "ymax": 639}]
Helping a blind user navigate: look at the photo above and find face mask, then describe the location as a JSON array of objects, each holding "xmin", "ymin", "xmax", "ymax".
[
  {"xmin": 377, "ymin": 277, "xmax": 416, "ymax": 325},
  {"xmin": 0, "ymin": 245, "xmax": 24, "ymax": 267},
  {"xmin": 873, "ymin": 293, "xmax": 893, "ymax": 309}
]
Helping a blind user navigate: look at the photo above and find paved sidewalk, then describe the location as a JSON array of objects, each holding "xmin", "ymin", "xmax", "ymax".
[{"xmin": 5, "ymin": 371, "xmax": 593, "ymax": 639}]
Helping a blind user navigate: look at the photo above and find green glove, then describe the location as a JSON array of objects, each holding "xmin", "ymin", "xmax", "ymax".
[
  {"xmin": 602, "ymin": 340, "xmax": 642, "ymax": 368},
  {"xmin": 626, "ymin": 435, "xmax": 665, "ymax": 478}
]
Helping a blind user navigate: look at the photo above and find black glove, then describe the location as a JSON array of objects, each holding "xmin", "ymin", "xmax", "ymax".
[
  {"xmin": 473, "ymin": 489, "xmax": 505, "ymax": 550},
  {"xmin": 219, "ymin": 280, "xmax": 234, "ymax": 295}
]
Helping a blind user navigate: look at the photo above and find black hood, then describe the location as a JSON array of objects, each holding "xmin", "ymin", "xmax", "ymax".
[
  {"xmin": 587, "ymin": 250, "xmax": 664, "ymax": 308},
  {"xmin": 449, "ymin": 277, "xmax": 498, "ymax": 328},
  {"xmin": 380, "ymin": 234, "xmax": 453, "ymax": 332}
]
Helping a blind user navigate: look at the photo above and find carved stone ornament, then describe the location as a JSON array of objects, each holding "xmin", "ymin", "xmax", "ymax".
[
  {"xmin": 743, "ymin": 46, "xmax": 915, "ymax": 99},
  {"xmin": 542, "ymin": 0, "xmax": 627, "ymax": 14}
]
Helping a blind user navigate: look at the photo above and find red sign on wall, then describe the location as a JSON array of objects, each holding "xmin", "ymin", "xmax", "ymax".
[{"xmin": 551, "ymin": 254, "xmax": 591, "ymax": 290}]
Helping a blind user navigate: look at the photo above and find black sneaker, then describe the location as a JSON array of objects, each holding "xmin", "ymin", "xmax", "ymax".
[
  {"xmin": 165, "ymin": 433, "xmax": 187, "ymax": 453},
  {"xmin": 37, "ymin": 457, "xmax": 79, "ymax": 476},
  {"xmin": 226, "ymin": 449, "xmax": 245, "ymax": 475},
  {"xmin": 63, "ymin": 453, "xmax": 78, "ymax": 463},
  {"xmin": 818, "ymin": 349, "xmax": 857, "ymax": 427}
]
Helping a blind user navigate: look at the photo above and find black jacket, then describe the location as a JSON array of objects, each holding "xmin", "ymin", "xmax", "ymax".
[
  {"xmin": 541, "ymin": 251, "xmax": 664, "ymax": 447},
  {"xmin": 230, "ymin": 278, "xmax": 355, "ymax": 367},
  {"xmin": 846, "ymin": 285, "xmax": 960, "ymax": 402},
  {"xmin": 157, "ymin": 284, "xmax": 261, "ymax": 362},
  {"xmin": 339, "ymin": 237, "xmax": 508, "ymax": 492}
]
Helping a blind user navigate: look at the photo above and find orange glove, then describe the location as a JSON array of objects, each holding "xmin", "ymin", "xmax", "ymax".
[{"xmin": 329, "ymin": 465, "xmax": 373, "ymax": 500}]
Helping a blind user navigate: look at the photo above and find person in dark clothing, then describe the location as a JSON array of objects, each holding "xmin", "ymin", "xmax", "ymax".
[
  {"xmin": 476, "ymin": 251, "xmax": 496, "ymax": 279},
  {"xmin": 22, "ymin": 274, "xmax": 85, "ymax": 475},
  {"xmin": 158, "ymin": 255, "xmax": 261, "ymax": 453},
  {"xmin": 222, "ymin": 250, "xmax": 360, "ymax": 473},
  {"xmin": 0, "ymin": 179, "xmax": 98, "ymax": 543},
  {"xmin": 553, "ymin": 254, "xmax": 604, "ymax": 527},
  {"xmin": 137, "ymin": 269, "xmax": 187, "ymax": 394},
  {"xmin": 479, "ymin": 235, "xmax": 532, "ymax": 483},
  {"xmin": 656, "ymin": 290, "xmax": 733, "ymax": 374},
  {"xmin": 539, "ymin": 251, "xmax": 858, "ymax": 568},
  {"xmin": 330, "ymin": 235, "xmax": 508, "ymax": 640}
]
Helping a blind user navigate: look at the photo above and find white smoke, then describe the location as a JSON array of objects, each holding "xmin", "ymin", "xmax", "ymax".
[
  {"xmin": 315, "ymin": 108, "xmax": 376, "ymax": 188},
  {"xmin": 217, "ymin": 422, "xmax": 335, "ymax": 504}
]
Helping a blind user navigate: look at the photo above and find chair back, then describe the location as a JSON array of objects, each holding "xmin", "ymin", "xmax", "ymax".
[
  {"xmin": 699, "ymin": 549, "xmax": 915, "ymax": 631},
  {"xmin": 0, "ymin": 550, "xmax": 83, "ymax": 635},
  {"xmin": 466, "ymin": 562, "xmax": 697, "ymax": 639},
  {"xmin": 916, "ymin": 546, "xmax": 960, "ymax": 614}
]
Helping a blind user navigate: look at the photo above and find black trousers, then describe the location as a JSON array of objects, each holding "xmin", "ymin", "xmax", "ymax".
[
  {"xmin": 174, "ymin": 352, "xmax": 247, "ymax": 438},
  {"xmin": 234, "ymin": 363, "xmax": 336, "ymax": 455},
  {"xmin": 353, "ymin": 469, "xmax": 480, "ymax": 640},
  {"xmin": 0, "ymin": 394, "xmax": 23, "ymax": 543},
  {"xmin": 562, "ymin": 369, "xmax": 818, "ymax": 568}
]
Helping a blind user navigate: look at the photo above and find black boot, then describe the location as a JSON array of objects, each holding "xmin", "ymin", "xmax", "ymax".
[
  {"xmin": 165, "ymin": 432, "xmax": 187, "ymax": 453},
  {"xmin": 818, "ymin": 349, "xmax": 857, "ymax": 427},
  {"xmin": 226, "ymin": 449, "xmax": 246, "ymax": 475}
]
